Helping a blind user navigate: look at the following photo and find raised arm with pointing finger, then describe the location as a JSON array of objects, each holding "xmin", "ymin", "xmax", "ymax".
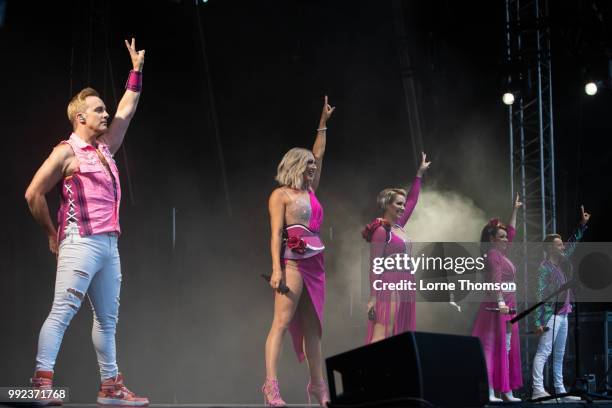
[
  {"xmin": 311, "ymin": 95, "xmax": 335, "ymax": 192},
  {"xmin": 472, "ymin": 193, "xmax": 524, "ymax": 402},
  {"xmin": 263, "ymin": 95, "xmax": 335, "ymax": 406},
  {"xmin": 531, "ymin": 205, "xmax": 591, "ymax": 400}
]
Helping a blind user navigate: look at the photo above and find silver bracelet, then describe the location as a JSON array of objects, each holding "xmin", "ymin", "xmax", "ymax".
[{"xmin": 317, "ymin": 127, "xmax": 327, "ymax": 132}]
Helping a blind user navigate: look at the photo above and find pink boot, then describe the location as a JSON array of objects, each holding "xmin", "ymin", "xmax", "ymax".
[
  {"xmin": 262, "ymin": 378, "xmax": 286, "ymax": 407},
  {"xmin": 307, "ymin": 379, "xmax": 330, "ymax": 406}
]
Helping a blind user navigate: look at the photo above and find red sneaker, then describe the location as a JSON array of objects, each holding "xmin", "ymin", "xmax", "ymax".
[
  {"xmin": 96, "ymin": 373, "xmax": 149, "ymax": 407},
  {"xmin": 30, "ymin": 370, "xmax": 63, "ymax": 406}
]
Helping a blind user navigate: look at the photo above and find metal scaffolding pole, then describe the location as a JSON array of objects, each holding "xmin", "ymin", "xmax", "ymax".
[{"xmin": 505, "ymin": 0, "xmax": 557, "ymax": 384}]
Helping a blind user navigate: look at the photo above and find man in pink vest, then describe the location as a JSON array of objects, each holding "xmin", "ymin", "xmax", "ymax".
[{"xmin": 24, "ymin": 38, "xmax": 148, "ymax": 407}]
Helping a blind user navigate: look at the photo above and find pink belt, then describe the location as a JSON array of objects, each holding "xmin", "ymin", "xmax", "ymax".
[{"xmin": 282, "ymin": 224, "xmax": 325, "ymax": 260}]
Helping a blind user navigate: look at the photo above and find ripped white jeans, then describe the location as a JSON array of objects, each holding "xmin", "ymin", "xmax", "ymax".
[{"xmin": 35, "ymin": 225, "xmax": 121, "ymax": 380}]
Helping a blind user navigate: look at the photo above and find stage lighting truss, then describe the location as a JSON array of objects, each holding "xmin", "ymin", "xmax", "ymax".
[{"xmin": 505, "ymin": 0, "xmax": 557, "ymax": 381}]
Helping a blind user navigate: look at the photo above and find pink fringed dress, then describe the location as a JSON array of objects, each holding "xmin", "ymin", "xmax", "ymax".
[
  {"xmin": 281, "ymin": 188, "xmax": 325, "ymax": 362},
  {"xmin": 471, "ymin": 225, "xmax": 523, "ymax": 393},
  {"xmin": 364, "ymin": 177, "xmax": 421, "ymax": 344}
]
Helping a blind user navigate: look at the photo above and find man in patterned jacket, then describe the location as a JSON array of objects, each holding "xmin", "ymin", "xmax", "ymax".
[{"xmin": 531, "ymin": 206, "xmax": 591, "ymax": 401}]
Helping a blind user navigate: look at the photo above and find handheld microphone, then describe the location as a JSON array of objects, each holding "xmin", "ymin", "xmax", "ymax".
[
  {"xmin": 261, "ymin": 274, "xmax": 290, "ymax": 295},
  {"xmin": 485, "ymin": 307, "xmax": 517, "ymax": 314}
]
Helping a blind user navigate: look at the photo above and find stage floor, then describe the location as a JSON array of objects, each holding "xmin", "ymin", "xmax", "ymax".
[{"xmin": 2, "ymin": 402, "xmax": 612, "ymax": 408}]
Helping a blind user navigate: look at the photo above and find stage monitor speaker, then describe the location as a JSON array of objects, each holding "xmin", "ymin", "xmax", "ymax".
[
  {"xmin": 326, "ymin": 331, "xmax": 488, "ymax": 407},
  {"xmin": 565, "ymin": 311, "xmax": 612, "ymax": 392}
]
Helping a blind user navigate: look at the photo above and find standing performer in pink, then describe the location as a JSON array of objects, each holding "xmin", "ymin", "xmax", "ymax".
[
  {"xmin": 263, "ymin": 96, "xmax": 335, "ymax": 407},
  {"xmin": 472, "ymin": 193, "xmax": 523, "ymax": 402},
  {"xmin": 24, "ymin": 39, "xmax": 148, "ymax": 406},
  {"xmin": 362, "ymin": 153, "xmax": 431, "ymax": 343}
]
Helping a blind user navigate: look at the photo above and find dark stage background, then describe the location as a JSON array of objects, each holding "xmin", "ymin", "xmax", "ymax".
[{"xmin": 1, "ymin": 0, "xmax": 611, "ymax": 403}]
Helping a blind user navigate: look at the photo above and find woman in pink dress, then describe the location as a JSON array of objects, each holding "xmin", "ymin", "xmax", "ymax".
[
  {"xmin": 262, "ymin": 96, "xmax": 335, "ymax": 407},
  {"xmin": 472, "ymin": 193, "xmax": 523, "ymax": 402},
  {"xmin": 362, "ymin": 152, "xmax": 431, "ymax": 343}
]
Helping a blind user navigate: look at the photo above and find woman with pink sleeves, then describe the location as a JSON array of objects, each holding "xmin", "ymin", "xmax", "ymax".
[
  {"xmin": 472, "ymin": 194, "xmax": 523, "ymax": 402},
  {"xmin": 362, "ymin": 152, "xmax": 431, "ymax": 343}
]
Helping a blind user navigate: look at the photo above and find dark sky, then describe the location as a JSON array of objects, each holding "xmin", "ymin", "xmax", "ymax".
[{"xmin": 1, "ymin": 0, "xmax": 611, "ymax": 403}]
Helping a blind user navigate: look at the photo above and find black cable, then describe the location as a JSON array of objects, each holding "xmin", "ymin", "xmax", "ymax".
[
  {"xmin": 86, "ymin": 0, "xmax": 94, "ymax": 84},
  {"xmin": 101, "ymin": 1, "xmax": 136, "ymax": 206},
  {"xmin": 68, "ymin": 0, "xmax": 75, "ymax": 100},
  {"xmin": 602, "ymin": 364, "xmax": 612, "ymax": 391},
  {"xmin": 194, "ymin": 2, "xmax": 232, "ymax": 218}
]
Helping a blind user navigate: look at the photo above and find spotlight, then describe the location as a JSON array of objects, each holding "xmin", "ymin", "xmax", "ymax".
[
  {"xmin": 585, "ymin": 82, "xmax": 598, "ymax": 96},
  {"xmin": 502, "ymin": 92, "xmax": 515, "ymax": 105}
]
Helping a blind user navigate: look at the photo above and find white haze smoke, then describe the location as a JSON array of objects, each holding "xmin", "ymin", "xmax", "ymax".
[
  {"xmin": 406, "ymin": 186, "xmax": 488, "ymax": 334},
  {"xmin": 330, "ymin": 185, "xmax": 489, "ymax": 346},
  {"xmin": 405, "ymin": 186, "xmax": 487, "ymax": 242}
]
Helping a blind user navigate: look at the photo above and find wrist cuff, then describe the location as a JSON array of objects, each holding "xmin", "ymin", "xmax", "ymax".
[{"xmin": 125, "ymin": 70, "xmax": 142, "ymax": 92}]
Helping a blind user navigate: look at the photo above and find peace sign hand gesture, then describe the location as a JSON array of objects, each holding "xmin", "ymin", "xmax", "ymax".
[
  {"xmin": 416, "ymin": 152, "xmax": 431, "ymax": 177},
  {"xmin": 124, "ymin": 38, "xmax": 145, "ymax": 72}
]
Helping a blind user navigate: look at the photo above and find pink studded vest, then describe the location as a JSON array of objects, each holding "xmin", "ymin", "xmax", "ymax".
[{"xmin": 56, "ymin": 133, "xmax": 122, "ymax": 241}]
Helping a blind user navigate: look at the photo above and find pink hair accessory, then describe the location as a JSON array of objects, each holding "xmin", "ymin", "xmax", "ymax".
[{"xmin": 488, "ymin": 218, "xmax": 506, "ymax": 229}]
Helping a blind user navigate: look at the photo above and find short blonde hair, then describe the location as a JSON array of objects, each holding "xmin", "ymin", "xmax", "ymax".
[
  {"xmin": 377, "ymin": 188, "xmax": 407, "ymax": 213},
  {"xmin": 67, "ymin": 87, "xmax": 100, "ymax": 127},
  {"xmin": 275, "ymin": 147, "xmax": 313, "ymax": 189}
]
